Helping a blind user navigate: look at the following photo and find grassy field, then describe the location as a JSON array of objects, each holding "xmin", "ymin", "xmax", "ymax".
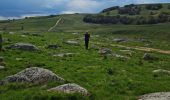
[{"xmin": 0, "ymin": 3, "xmax": 170, "ymax": 100}]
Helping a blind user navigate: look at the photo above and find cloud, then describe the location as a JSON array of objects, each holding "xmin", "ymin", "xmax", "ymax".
[{"xmin": 0, "ymin": 0, "xmax": 170, "ymax": 19}]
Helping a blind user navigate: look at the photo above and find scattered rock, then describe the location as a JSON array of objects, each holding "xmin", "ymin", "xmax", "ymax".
[
  {"xmin": 48, "ymin": 83, "xmax": 89, "ymax": 95},
  {"xmin": 153, "ymin": 69, "xmax": 170, "ymax": 75},
  {"xmin": 1, "ymin": 67, "xmax": 64, "ymax": 84},
  {"xmin": 72, "ymin": 33, "xmax": 79, "ymax": 35},
  {"xmin": 113, "ymin": 38, "xmax": 128, "ymax": 43},
  {"xmin": 138, "ymin": 92, "xmax": 170, "ymax": 100},
  {"xmin": 99, "ymin": 48, "xmax": 112, "ymax": 55},
  {"xmin": 0, "ymin": 57, "xmax": 4, "ymax": 62},
  {"xmin": 21, "ymin": 35, "xmax": 27, "ymax": 37},
  {"xmin": 143, "ymin": 53, "xmax": 157, "ymax": 61},
  {"xmin": 6, "ymin": 43, "xmax": 39, "ymax": 51},
  {"xmin": 53, "ymin": 53, "xmax": 76, "ymax": 57},
  {"xmin": 112, "ymin": 53, "xmax": 130, "ymax": 60},
  {"xmin": 9, "ymin": 32, "xmax": 15, "ymax": 35},
  {"xmin": 0, "ymin": 66, "xmax": 5, "ymax": 70},
  {"xmin": 64, "ymin": 40, "xmax": 80, "ymax": 46},
  {"xmin": 120, "ymin": 50, "xmax": 135, "ymax": 56},
  {"xmin": 16, "ymin": 58, "xmax": 23, "ymax": 61},
  {"xmin": 47, "ymin": 44, "xmax": 61, "ymax": 49}
]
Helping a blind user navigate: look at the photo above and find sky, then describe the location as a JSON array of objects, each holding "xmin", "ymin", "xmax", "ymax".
[{"xmin": 0, "ymin": 0, "xmax": 170, "ymax": 20}]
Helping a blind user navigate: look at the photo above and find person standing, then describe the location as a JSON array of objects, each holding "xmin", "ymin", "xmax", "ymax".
[{"xmin": 84, "ymin": 31, "xmax": 90, "ymax": 50}]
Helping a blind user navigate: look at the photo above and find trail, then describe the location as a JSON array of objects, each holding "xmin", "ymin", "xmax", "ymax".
[
  {"xmin": 94, "ymin": 42, "xmax": 170, "ymax": 54},
  {"xmin": 48, "ymin": 18, "xmax": 62, "ymax": 32}
]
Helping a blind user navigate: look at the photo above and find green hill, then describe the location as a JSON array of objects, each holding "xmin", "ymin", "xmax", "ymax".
[{"xmin": 0, "ymin": 3, "xmax": 170, "ymax": 100}]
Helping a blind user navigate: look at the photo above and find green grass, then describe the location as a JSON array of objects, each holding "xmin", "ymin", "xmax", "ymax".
[{"xmin": 0, "ymin": 3, "xmax": 170, "ymax": 100}]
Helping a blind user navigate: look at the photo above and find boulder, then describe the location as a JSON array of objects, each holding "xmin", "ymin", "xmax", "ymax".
[
  {"xmin": 138, "ymin": 92, "xmax": 170, "ymax": 100},
  {"xmin": 48, "ymin": 83, "xmax": 89, "ymax": 95},
  {"xmin": 7, "ymin": 43, "xmax": 39, "ymax": 51},
  {"xmin": 1, "ymin": 67, "xmax": 64, "ymax": 84},
  {"xmin": 143, "ymin": 53, "xmax": 157, "ymax": 61},
  {"xmin": 64, "ymin": 40, "xmax": 80, "ymax": 46}
]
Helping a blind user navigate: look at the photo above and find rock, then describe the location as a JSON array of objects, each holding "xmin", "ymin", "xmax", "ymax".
[
  {"xmin": 143, "ymin": 53, "xmax": 157, "ymax": 61},
  {"xmin": 53, "ymin": 53, "xmax": 76, "ymax": 57},
  {"xmin": 64, "ymin": 40, "xmax": 80, "ymax": 46},
  {"xmin": 153, "ymin": 69, "xmax": 170, "ymax": 75},
  {"xmin": 9, "ymin": 32, "xmax": 15, "ymax": 35},
  {"xmin": 16, "ymin": 58, "xmax": 23, "ymax": 61},
  {"xmin": 7, "ymin": 43, "xmax": 39, "ymax": 51},
  {"xmin": 48, "ymin": 83, "xmax": 89, "ymax": 95},
  {"xmin": 2, "ymin": 67, "xmax": 64, "ymax": 84},
  {"xmin": 47, "ymin": 44, "xmax": 61, "ymax": 49},
  {"xmin": 21, "ymin": 35, "xmax": 27, "ymax": 37},
  {"xmin": 72, "ymin": 33, "xmax": 79, "ymax": 35},
  {"xmin": 138, "ymin": 92, "xmax": 170, "ymax": 100},
  {"xmin": 99, "ymin": 48, "xmax": 112, "ymax": 55},
  {"xmin": 0, "ymin": 57, "xmax": 4, "ymax": 62},
  {"xmin": 120, "ymin": 50, "xmax": 135, "ymax": 56},
  {"xmin": 113, "ymin": 38, "xmax": 127, "ymax": 43},
  {"xmin": 112, "ymin": 53, "xmax": 129, "ymax": 60},
  {"xmin": 0, "ymin": 66, "xmax": 5, "ymax": 70}
]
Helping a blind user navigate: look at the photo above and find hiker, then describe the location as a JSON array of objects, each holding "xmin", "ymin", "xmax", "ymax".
[{"xmin": 84, "ymin": 31, "xmax": 90, "ymax": 50}]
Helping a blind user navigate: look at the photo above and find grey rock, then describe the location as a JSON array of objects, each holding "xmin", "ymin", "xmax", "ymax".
[
  {"xmin": 143, "ymin": 53, "xmax": 157, "ymax": 61},
  {"xmin": 138, "ymin": 92, "xmax": 170, "ymax": 100},
  {"xmin": 64, "ymin": 40, "xmax": 80, "ymax": 46},
  {"xmin": 2, "ymin": 67, "xmax": 64, "ymax": 84},
  {"xmin": 153, "ymin": 69, "xmax": 170, "ymax": 75},
  {"xmin": 53, "ymin": 53, "xmax": 76, "ymax": 57},
  {"xmin": 112, "ymin": 53, "xmax": 130, "ymax": 60},
  {"xmin": 99, "ymin": 48, "xmax": 112, "ymax": 55},
  {"xmin": 7, "ymin": 43, "xmax": 39, "ymax": 51},
  {"xmin": 0, "ymin": 57, "xmax": 4, "ymax": 62},
  {"xmin": 48, "ymin": 83, "xmax": 89, "ymax": 95},
  {"xmin": 0, "ymin": 66, "xmax": 5, "ymax": 70},
  {"xmin": 113, "ymin": 38, "xmax": 127, "ymax": 43}
]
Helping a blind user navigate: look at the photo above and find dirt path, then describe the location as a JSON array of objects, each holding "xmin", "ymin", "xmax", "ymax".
[
  {"xmin": 48, "ymin": 18, "xmax": 62, "ymax": 32},
  {"xmin": 94, "ymin": 42, "xmax": 170, "ymax": 54}
]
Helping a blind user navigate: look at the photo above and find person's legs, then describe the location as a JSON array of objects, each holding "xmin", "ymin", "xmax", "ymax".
[{"xmin": 85, "ymin": 41, "xmax": 89, "ymax": 50}]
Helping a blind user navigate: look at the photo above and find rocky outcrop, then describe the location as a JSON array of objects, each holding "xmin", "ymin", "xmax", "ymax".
[
  {"xmin": 48, "ymin": 83, "xmax": 89, "ymax": 95},
  {"xmin": 1, "ymin": 67, "xmax": 64, "ymax": 84}
]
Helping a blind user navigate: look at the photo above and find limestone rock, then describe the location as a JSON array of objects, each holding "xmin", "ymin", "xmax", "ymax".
[
  {"xmin": 7, "ymin": 43, "xmax": 39, "ymax": 51},
  {"xmin": 99, "ymin": 48, "xmax": 112, "ymax": 55},
  {"xmin": 2, "ymin": 67, "xmax": 64, "ymax": 84},
  {"xmin": 143, "ymin": 53, "xmax": 157, "ymax": 61},
  {"xmin": 0, "ymin": 66, "xmax": 5, "ymax": 70},
  {"xmin": 138, "ymin": 92, "xmax": 170, "ymax": 100},
  {"xmin": 53, "ymin": 53, "xmax": 76, "ymax": 57},
  {"xmin": 64, "ymin": 40, "xmax": 80, "ymax": 46},
  {"xmin": 48, "ymin": 83, "xmax": 89, "ymax": 95},
  {"xmin": 153, "ymin": 69, "xmax": 170, "ymax": 75}
]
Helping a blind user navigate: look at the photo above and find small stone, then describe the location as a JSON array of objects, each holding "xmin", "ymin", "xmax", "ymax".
[
  {"xmin": 113, "ymin": 38, "xmax": 127, "ymax": 43},
  {"xmin": 153, "ymin": 69, "xmax": 170, "ymax": 75},
  {"xmin": 53, "ymin": 53, "xmax": 76, "ymax": 57},
  {"xmin": 99, "ymin": 48, "xmax": 112, "ymax": 55}
]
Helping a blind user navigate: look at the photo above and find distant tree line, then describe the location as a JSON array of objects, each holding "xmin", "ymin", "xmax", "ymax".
[
  {"xmin": 83, "ymin": 13, "xmax": 170, "ymax": 25},
  {"xmin": 118, "ymin": 4, "xmax": 141, "ymax": 15},
  {"xmin": 145, "ymin": 4, "xmax": 163, "ymax": 10}
]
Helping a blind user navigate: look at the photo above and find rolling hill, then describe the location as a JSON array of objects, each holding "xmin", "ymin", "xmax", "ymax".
[{"xmin": 0, "ymin": 3, "xmax": 170, "ymax": 100}]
